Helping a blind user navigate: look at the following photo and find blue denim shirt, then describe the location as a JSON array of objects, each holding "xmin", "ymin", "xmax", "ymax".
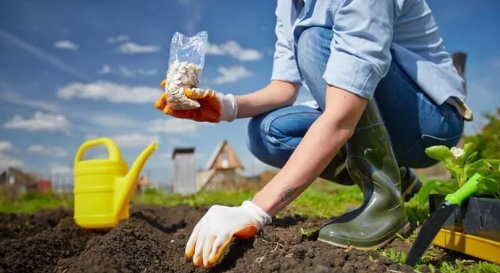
[{"xmin": 271, "ymin": 0, "xmax": 471, "ymax": 119}]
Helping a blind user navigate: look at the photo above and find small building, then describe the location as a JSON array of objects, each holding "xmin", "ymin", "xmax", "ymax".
[
  {"xmin": 197, "ymin": 140, "xmax": 244, "ymax": 191},
  {"xmin": 172, "ymin": 147, "xmax": 197, "ymax": 195},
  {"xmin": 0, "ymin": 167, "xmax": 38, "ymax": 197},
  {"xmin": 205, "ymin": 140, "xmax": 244, "ymax": 171},
  {"xmin": 37, "ymin": 179, "xmax": 52, "ymax": 193}
]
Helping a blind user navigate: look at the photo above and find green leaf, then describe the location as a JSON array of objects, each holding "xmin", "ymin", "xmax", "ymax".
[
  {"xmin": 457, "ymin": 142, "xmax": 478, "ymax": 166},
  {"xmin": 477, "ymin": 177, "xmax": 500, "ymax": 197},
  {"xmin": 465, "ymin": 159, "xmax": 488, "ymax": 178},
  {"xmin": 486, "ymin": 159, "xmax": 500, "ymax": 170},
  {"xmin": 444, "ymin": 163, "xmax": 461, "ymax": 179},
  {"xmin": 417, "ymin": 180, "xmax": 442, "ymax": 207},
  {"xmin": 456, "ymin": 170, "xmax": 468, "ymax": 187},
  {"xmin": 463, "ymin": 142, "xmax": 477, "ymax": 155},
  {"xmin": 465, "ymin": 151, "xmax": 478, "ymax": 164},
  {"xmin": 425, "ymin": 146, "xmax": 453, "ymax": 163}
]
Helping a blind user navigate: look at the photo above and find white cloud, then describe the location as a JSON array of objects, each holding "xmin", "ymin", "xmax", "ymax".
[
  {"xmin": 107, "ymin": 35, "xmax": 129, "ymax": 44},
  {"xmin": 97, "ymin": 65, "xmax": 157, "ymax": 77},
  {"xmin": 57, "ymin": 81, "xmax": 160, "ymax": 103},
  {"xmin": 0, "ymin": 30, "xmax": 88, "ymax": 80},
  {"xmin": 206, "ymin": 44, "xmax": 226, "ymax": 55},
  {"xmin": 98, "ymin": 64, "xmax": 112, "ymax": 74},
  {"xmin": 28, "ymin": 145, "xmax": 68, "ymax": 157},
  {"xmin": 148, "ymin": 118, "xmax": 197, "ymax": 134},
  {"xmin": 117, "ymin": 42, "xmax": 160, "ymax": 54},
  {"xmin": 111, "ymin": 133, "xmax": 159, "ymax": 148},
  {"xmin": 207, "ymin": 41, "xmax": 262, "ymax": 61},
  {"xmin": 0, "ymin": 92, "xmax": 62, "ymax": 113},
  {"xmin": 213, "ymin": 66, "xmax": 253, "ymax": 84},
  {"xmin": 54, "ymin": 40, "xmax": 78, "ymax": 50},
  {"xmin": 3, "ymin": 111, "xmax": 70, "ymax": 132},
  {"xmin": 119, "ymin": 67, "xmax": 157, "ymax": 77},
  {"xmin": 0, "ymin": 153, "xmax": 23, "ymax": 168},
  {"xmin": 89, "ymin": 114, "xmax": 140, "ymax": 127},
  {"xmin": 0, "ymin": 141, "xmax": 12, "ymax": 153}
]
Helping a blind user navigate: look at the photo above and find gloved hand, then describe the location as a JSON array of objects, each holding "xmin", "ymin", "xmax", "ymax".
[
  {"xmin": 154, "ymin": 80, "xmax": 238, "ymax": 122},
  {"xmin": 185, "ymin": 200, "xmax": 272, "ymax": 268}
]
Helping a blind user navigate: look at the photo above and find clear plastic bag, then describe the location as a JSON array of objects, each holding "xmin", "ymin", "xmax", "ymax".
[
  {"xmin": 165, "ymin": 31, "xmax": 208, "ymax": 110},
  {"xmin": 168, "ymin": 31, "xmax": 208, "ymax": 74}
]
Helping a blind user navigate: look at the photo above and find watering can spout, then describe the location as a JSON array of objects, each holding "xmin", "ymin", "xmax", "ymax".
[
  {"xmin": 114, "ymin": 142, "xmax": 158, "ymax": 218},
  {"xmin": 126, "ymin": 142, "xmax": 158, "ymax": 184}
]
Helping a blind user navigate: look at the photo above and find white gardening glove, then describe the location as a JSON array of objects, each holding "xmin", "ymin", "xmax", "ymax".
[{"xmin": 185, "ymin": 200, "xmax": 272, "ymax": 268}]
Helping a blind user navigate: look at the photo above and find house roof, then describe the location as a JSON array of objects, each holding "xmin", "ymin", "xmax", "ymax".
[
  {"xmin": 205, "ymin": 140, "xmax": 226, "ymax": 170},
  {"xmin": 0, "ymin": 167, "xmax": 37, "ymax": 186},
  {"xmin": 204, "ymin": 140, "xmax": 243, "ymax": 170},
  {"xmin": 172, "ymin": 147, "xmax": 195, "ymax": 159}
]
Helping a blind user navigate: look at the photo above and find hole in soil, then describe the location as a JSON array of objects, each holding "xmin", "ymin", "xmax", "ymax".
[{"xmin": 131, "ymin": 211, "xmax": 186, "ymax": 234}]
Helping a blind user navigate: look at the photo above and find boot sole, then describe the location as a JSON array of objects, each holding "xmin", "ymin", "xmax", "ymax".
[{"xmin": 317, "ymin": 221, "xmax": 410, "ymax": 251}]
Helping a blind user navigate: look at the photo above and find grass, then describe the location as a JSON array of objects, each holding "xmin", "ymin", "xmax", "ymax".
[
  {"xmin": 377, "ymin": 247, "xmax": 500, "ymax": 273},
  {"xmin": 134, "ymin": 180, "xmax": 364, "ymax": 218},
  {"xmin": 0, "ymin": 192, "xmax": 73, "ymax": 213}
]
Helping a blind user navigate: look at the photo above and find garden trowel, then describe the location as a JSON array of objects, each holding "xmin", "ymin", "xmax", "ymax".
[{"xmin": 405, "ymin": 173, "xmax": 482, "ymax": 266}]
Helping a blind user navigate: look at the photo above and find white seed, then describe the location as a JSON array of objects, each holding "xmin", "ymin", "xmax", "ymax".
[{"xmin": 164, "ymin": 60, "xmax": 202, "ymax": 110}]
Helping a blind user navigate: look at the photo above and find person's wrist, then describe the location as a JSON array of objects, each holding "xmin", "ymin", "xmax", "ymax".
[
  {"xmin": 241, "ymin": 200, "xmax": 272, "ymax": 228},
  {"xmin": 219, "ymin": 93, "xmax": 238, "ymax": 122}
]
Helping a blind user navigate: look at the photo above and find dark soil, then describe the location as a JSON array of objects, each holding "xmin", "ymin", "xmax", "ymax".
[{"xmin": 0, "ymin": 204, "xmax": 425, "ymax": 273}]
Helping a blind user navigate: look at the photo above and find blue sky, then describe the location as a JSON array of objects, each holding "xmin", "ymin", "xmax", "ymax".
[{"xmin": 0, "ymin": 0, "xmax": 499, "ymax": 185}]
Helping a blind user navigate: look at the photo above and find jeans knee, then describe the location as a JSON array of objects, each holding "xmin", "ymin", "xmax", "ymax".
[
  {"xmin": 246, "ymin": 113, "xmax": 294, "ymax": 168},
  {"xmin": 246, "ymin": 115, "xmax": 265, "ymax": 157}
]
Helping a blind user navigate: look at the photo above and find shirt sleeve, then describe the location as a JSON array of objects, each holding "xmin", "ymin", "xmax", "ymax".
[
  {"xmin": 271, "ymin": 1, "xmax": 302, "ymax": 83},
  {"xmin": 324, "ymin": 0, "xmax": 395, "ymax": 99}
]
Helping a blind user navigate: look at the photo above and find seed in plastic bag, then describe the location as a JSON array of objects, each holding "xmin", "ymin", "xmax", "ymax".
[{"xmin": 165, "ymin": 60, "xmax": 202, "ymax": 110}]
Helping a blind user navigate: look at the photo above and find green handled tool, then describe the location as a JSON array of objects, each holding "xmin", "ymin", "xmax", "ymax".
[{"xmin": 405, "ymin": 173, "xmax": 482, "ymax": 266}]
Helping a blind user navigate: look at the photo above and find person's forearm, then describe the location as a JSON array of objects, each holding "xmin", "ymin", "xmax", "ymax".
[
  {"xmin": 235, "ymin": 80, "xmax": 300, "ymax": 118},
  {"xmin": 251, "ymin": 114, "xmax": 351, "ymax": 216},
  {"xmin": 251, "ymin": 85, "xmax": 368, "ymax": 216}
]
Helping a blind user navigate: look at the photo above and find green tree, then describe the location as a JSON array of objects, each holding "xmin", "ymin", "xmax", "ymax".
[{"xmin": 465, "ymin": 107, "xmax": 500, "ymax": 160}]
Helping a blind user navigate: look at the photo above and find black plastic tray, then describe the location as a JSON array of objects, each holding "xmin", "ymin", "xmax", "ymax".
[{"xmin": 429, "ymin": 195, "xmax": 500, "ymax": 242}]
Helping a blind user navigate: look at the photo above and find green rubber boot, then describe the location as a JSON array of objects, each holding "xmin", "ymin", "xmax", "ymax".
[{"xmin": 318, "ymin": 99, "xmax": 409, "ymax": 250}]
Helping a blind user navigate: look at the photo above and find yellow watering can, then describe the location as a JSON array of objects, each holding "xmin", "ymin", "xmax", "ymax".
[{"xmin": 73, "ymin": 138, "xmax": 157, "ymax": 229}]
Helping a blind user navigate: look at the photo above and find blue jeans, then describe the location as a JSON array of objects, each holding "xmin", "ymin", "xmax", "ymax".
[{"xmin": 247, "ymin": 27, "xmax": 464, "ymax": 180}]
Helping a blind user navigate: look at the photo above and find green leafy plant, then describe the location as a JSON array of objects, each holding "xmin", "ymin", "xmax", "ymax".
[
  {"xmin": 465, "ymin": 107, "xmax": 500, "ymax": 160},
  {"xmin": 417, "ymin": 142, "xmax": 500, "ymax": 207},
  {"xmin": 440, "ymin": 261, "xmax": 466, "ymax": 273},
  {"xmin": 377, "ymin": 249, "xmax": 408, "ymax": 264}
]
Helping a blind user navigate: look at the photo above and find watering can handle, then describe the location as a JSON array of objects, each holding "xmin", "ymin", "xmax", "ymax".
[{"xmin": 74, "ymin": 138, "xmax": 122, "ymax": 164}]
